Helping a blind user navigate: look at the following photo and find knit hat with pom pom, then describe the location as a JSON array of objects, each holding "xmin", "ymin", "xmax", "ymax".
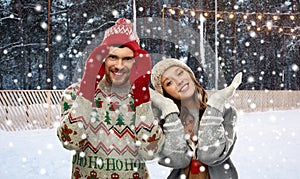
[
  {"xmin": 101, "ymin": 18, "xmax": 140, "ymax": 54},
  {"xmin": 151, "ymin": 58, "xmax": 195, "ymax": 95}
]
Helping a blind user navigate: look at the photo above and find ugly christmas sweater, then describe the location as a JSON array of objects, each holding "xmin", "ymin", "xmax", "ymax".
[{"xmin": 57, "ymin": 81, "xmax": 165, "ymax": 179}]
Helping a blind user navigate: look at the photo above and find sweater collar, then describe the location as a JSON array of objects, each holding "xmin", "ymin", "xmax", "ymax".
[{"xmin": 97, "ymin": 80, "xmax": 132, "ymax": 97}]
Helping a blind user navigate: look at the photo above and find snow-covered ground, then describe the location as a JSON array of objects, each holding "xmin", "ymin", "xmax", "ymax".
[{"xmin": 1, "ymin": 109, "xmax": 300, "ymax": 179}]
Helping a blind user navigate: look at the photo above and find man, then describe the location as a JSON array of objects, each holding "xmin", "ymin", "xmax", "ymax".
[{"xmin": 57, "ymin": 18, "xmax": 190, "ymax": 179}]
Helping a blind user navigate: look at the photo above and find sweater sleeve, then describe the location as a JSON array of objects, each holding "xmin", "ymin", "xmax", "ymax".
[
  {"xmin": 134, "ymin": 101, "xmax": 165, "ymax": 160},
  {"xmin": 158, "ymin": 113, "xmax": 192, "ymax": 169},
  {"xmin": 56, "ymin": 83, "xmax": 93, "ymax": 151},
  {"xmin": 197, "ymin": 105, "xmax": 238, "ymax": 166}
]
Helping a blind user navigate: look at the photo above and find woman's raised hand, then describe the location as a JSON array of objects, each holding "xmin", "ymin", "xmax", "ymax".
[{"xmin": 207, "ymin": 72, "xmax": 242, "ymax": 111}]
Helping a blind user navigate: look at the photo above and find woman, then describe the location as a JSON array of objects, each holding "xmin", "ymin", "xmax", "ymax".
[{"xmin": 151, "ymin": 58, "xmax": 242, "ymax": 179}]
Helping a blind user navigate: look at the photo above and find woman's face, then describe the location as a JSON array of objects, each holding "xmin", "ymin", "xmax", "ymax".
[{"xmin": 161, "ymin": 66, "xmax": 196, "ymax": 100}]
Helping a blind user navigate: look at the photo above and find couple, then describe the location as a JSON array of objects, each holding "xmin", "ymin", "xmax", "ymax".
[{"xmin": 57, "ymin": 18, "xmax": 242, "ymax": 179}]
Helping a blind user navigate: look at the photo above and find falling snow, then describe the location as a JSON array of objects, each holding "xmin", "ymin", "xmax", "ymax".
[
  {"xmin": 1, "ymin": 2, "xmax": 300, "ymax": 179},
  {"xmin": 1, "ymin": 109, "xmax": 300, "ymax": 179}
]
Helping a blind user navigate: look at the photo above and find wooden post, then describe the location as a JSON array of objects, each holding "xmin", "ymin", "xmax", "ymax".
[
  {"xmin": 162, "ymin": 6, "xmax": 165, "ymax": 56},
  {"xmin": 46, "ymin": 0, "xmax": 51, "ymax": 89},
  {"xmin": 46, "ymin": 91, "xmax": 51, "ymax": 127}
]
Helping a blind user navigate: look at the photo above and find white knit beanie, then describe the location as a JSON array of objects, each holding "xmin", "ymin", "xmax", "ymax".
[{"xmin": 151, "ymin": 58, "xmax": 195, "ymax": 95}]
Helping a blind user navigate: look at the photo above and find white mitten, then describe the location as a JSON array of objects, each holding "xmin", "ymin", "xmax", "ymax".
[
  {"xmin": 207, "ymin": 72, "xmax": 242, "ymax": 112},
  {"xmin": 150, "ymin": 88, "xmax": 179, "ymax": 119}
]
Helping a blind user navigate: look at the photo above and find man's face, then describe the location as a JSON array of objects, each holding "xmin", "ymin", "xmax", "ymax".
[{"xmin": 104, "ymin": 46, "xmax": 135, "ymax": 87}]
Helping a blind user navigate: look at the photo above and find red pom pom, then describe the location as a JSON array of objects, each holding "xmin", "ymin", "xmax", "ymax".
[{"xmin": 190, "ymin": 159, "xmax": 201, "ymax": 174}]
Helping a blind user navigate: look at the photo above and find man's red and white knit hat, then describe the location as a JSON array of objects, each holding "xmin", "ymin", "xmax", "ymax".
[{"xmin": 101, "ymin": 18, "xmax": 141, "ymax": 53}]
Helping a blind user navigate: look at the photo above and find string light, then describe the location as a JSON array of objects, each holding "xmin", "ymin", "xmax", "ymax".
[
  {"xmin": 266, "ymin": 21, "xmax": 272, "ymax": 30},
  {"xmin": 290, "ymin": 15, "xmax": 295, "ymax": 20},
  {"xmin": 164, "ymin": 7, "xmax": 300, "ymax": 17},
  {"xmin": 190, "ymin": 10, "xmax": 196, "ymax": 16},
  {"xmin": 273, "ymin": 15, "xmax": 279, "ymax": 20},
  {"xmin": 267, "ymin": 26, "xmax": 272, "ymax": 31},
  {"xmin": 257, "ymin": 14, "xmax": 263, "ymax": 20},
  {"xmin": 163, "ymin": 6, "xmax": 299, "ymax": 37},
  {"xmin": 203, "ymin": 12, "xmax": 209, "ymax": 17},
  {"xmin": 256, "ymin": 27, "xmax": 261, "ymax": 31}
]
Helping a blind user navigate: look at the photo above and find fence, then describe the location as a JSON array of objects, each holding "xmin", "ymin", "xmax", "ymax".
[
  {"xmin": 0, "ymin": 90, "xmax": 300, "ymax": 131},
  {"xmin": 0, "ymin": 90, "xmax": 63, "ymax": 131}
]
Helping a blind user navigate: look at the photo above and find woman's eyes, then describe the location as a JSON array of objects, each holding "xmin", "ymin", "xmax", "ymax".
[
  {"xmin": 164, "ymin": 70, "xmax": 185, "ymax": 87},
  {"xmin": 166, "ymin": 81, "xmax": 172, "ymax": 86},
  {"xmin": 177, "ymin": 71, "xmax": 183, "ymax": 76}
]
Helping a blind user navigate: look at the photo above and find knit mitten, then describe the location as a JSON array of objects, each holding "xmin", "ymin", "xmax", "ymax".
[
  {"xmin": 158, "ymin": 113, "xmax": 191, "ymax": 169},
  {"xmin": 149, "ymin": 88, "xmax": 179, "ymax": 119},
  {"xmin": 130, "ymin": 49, "xmax": 152, "ymax": 108},
  {"xmin": 77, "ymin": 44, "xmax": 109, "ymax": 103},
  {"xmin": 207, "ymin": 72, "xmax": 242, "ymax": 112}
]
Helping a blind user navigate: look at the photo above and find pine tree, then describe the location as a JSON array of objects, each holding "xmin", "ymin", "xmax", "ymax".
[
  {"xmin": 104, "ymin": 111, "xmax": 111, "ymax": 125},
  {"xmin": 116, "ymin": 113, "xmax": 125, "ymax": 126},
  {"xmin": 63, "ymin": 102, "xmax": 70, "ymax": 111},
  {"xmin": 129, "ymin": 101, "xmax": 135, "ymax": 111}
]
